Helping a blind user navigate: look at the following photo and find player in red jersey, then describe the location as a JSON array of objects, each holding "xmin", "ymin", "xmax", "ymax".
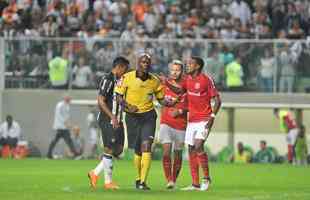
[
  {"xmin": 159, "ymin": 60, "xmax": 187, "ymax": 189},
  {"xmin": 166, "ymin": 56, "xmax": 222, "ymax": 191},
  {"xmin": 274, "ymin": 109, "xmax": 299, "ymax": 163}
]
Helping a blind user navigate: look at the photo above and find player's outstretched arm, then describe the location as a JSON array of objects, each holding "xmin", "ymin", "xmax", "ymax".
[
  {"xmin": 157, "ymin": 97, "xmax": 179, "ymax": 107},
  {"xmin": 165, "ymin": 80, "xmax": 186, "ymax": 95}
]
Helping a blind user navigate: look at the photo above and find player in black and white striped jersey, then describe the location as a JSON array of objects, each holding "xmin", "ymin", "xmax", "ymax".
[{"xmin": 88, "ymin": 56, "xmax": 129, "ymax": 190}]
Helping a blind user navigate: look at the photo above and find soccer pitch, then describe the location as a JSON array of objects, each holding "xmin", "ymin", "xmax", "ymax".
[{"xmin": 0, "ymin": 159, "xmax": 309, "ymax": 200}]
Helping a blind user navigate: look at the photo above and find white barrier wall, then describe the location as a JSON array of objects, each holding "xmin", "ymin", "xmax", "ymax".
[{"xmin": 2, "ymin": 90, "xmax": 310, "ymax": 157}]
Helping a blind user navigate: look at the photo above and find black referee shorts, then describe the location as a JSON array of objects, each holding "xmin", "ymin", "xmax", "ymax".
[
  {"xmin": 125, "ymin": 109, "xmax": 157, "ymax": 150},
  {"xmin": 99, "ymin": 120, "xmax": 125, "ymax": 152}
]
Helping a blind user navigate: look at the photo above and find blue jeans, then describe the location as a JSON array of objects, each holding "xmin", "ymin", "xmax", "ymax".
[{"xmin": 260, "ymin": 77, "xmax": 273, "ymax": 92}]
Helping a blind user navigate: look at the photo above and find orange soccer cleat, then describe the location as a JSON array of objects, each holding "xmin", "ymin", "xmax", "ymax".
[
  {"xmin": 88, "ymin": 171, "xmax": 99, "ymax": 189},
  {"xmin": 104, "ymin": 182, "xmax": 120, "ymax": 190}
]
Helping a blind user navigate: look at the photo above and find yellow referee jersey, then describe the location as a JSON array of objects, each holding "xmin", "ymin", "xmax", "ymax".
[{"xmin": 114, "ymin": 70, "xmax": 164, "ymax": 113}]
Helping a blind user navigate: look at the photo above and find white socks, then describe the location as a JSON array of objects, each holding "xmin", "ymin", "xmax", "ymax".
[{"xmin": 93, "ymin": 154, "xmax": 113, "ymax": 184}]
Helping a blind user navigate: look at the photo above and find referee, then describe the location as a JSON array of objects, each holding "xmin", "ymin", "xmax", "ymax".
[{"xmin": 114, "ymin": 53, "xmax": 176, "ymax": 190}]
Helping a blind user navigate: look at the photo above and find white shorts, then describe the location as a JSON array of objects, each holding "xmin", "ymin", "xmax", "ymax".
[
  {"xmin": 185, "ymin": 121, "xmax": 209, "ymax": 146},
  {"xmin": 158, "ymin": 124, "xmax": 185, "ymax": 150},
  {"xmin": 89, "ymin": 128, "xmax": 98, "ymax": 145},
  {"xmin": 287, "ymin": 128, "xmax": 299, "ymax": 145}
]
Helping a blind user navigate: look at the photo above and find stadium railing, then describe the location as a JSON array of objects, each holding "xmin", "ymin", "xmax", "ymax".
[{"xmin": 2, "ymin": 37, "xmax": 310, "ymax": 93}]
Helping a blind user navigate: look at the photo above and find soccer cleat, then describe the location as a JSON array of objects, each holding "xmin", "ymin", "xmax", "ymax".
[
  {"xmin": 166, "ymin": 181, "xmax": 175, "ymax": 189},
  {"xmin": 88, "ymin": 171, "xmax": 99, "ymax": 189},
  {"xmin": 135, "ymin": 179, "xmax": 141, "ymax": 189},
  {"xmin": 104, "ymin": 182, "xmax": 120, "ymax": 190},
  {"xmin": 180, "ymin": 185, "xmax": 200, "ymax": 191},
  {"xmin": 138, "ymin": 182, "xmax": 151, "ymax": 190},
  {"xmin": 200, "ymin": 178, "xmax": 210, "ymax": 191}
]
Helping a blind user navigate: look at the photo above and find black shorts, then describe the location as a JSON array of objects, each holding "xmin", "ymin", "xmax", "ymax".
[
  {"xmin": 125, "ymin": 109, "xmax": 157, "ymax": 150},
  {"xmin": 99, "ymin": 120, "xmax": 125, "ymax": 151}
]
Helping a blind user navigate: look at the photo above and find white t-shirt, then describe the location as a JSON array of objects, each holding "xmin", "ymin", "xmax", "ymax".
[
  {"xmin": 0, "ymin": 121, "xmax": 21, "ymax": 138},
  {"xmin": 53, "ymin": 101, "xmax": 70, "ymax": 130},
  {"xmin": 260, "ymin": 57, "xmax": 275, "ymax": 78},
  {"xmin": 72, "ymin": 65, "xmax": 92, "ymax": 88}
]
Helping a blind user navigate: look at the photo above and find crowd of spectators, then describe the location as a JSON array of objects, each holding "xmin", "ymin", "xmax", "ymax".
[
  {"xmin": 2, "ymin": 0, "xmax": 310, "ymax": 93},
  {"xmin": 1, "ymin": 0, "xmax": 310, "ymax": 39}
]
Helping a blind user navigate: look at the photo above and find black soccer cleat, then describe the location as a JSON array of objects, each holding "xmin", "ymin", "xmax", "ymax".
[
  {"xmin": 135, "ymin": 179, "xmax": 140, "ymax": 189},
  {"xmin": 138, "ymin": 182, "xmax": 151, "ymax": 190}
]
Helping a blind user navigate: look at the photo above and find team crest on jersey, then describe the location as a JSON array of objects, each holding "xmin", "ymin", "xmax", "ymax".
[{"xmin": 194, "ymin": 83, "xmax": 200, "ymax": 90}]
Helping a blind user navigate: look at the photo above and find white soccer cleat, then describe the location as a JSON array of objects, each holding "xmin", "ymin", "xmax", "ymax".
[
  {"xmin": 200, "ymin": 178, "xmax": 210, "ymax": 191},
  {"xmin": 180, "ymin": 185, "xmax": 200, "ymax": 191},
  {"xmin": 166, "ymin": 181, "xmax": 175, "ymax": 189}
]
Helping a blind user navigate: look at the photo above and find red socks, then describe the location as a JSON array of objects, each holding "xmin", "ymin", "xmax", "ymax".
[
  {"xmin": 197, "ymin": 152, "xmax": 210, "ymax": 178},
  {"xmin": 288, "ymin": 145, "xmax": 294, "ymax": 163},
  {"xmin": 172, "ymin": 153, "xmax": 182, "ymax": 182},
  {"xmin": 162, "ymin": 155, "xmax": 172, "ymax": 182},
  {"xmin": 189, "ymin": 151, "xmax": 200, "ymax": 186},
  {"xmin": 163, "ymin": 153, "xmax": 183, "ymax": 183}
]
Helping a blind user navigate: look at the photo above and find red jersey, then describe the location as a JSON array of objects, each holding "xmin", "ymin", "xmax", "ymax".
[
  {"xmin": 160, "ymin": 78, "xmax": 187, "ymax": 130},
  {"xmin": 283, "ymin": 112, "xmax": 297, "ymax": 130},
  {"xmin": 183, "ymin": 73, "xmax": 219, "ymax": 122}
]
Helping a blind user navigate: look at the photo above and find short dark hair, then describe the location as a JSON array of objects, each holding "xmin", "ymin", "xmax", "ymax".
[
  {"xmin": 260, "ymin": 140, "xmax": 266, "ymax": 145},
  {"xmin": 112, "ymin": 56, "xmax": 129, "ymax": 68},
  {"xmin": 6, "ymin": 115, "xmax": 12, "ymax": 121},
  {"xmin": 191, "ymin": 56, "xmax": 204, "ymax": 71}
]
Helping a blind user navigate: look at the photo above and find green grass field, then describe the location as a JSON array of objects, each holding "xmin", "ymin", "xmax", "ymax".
[{"xmin": 0, "ymin": 159, "xmax": 309, "ymax": 200}]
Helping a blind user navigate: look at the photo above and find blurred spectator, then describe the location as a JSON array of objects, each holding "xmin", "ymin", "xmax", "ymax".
[
  {"xmin": 2, "ymin": 0, "xmax": 18, "ymax": 24},
  {"xmin": 258, "ymin": 49, "xmax": 275, "ymax": 92},
  {"xmin": 131, "ymin": 0, "xmax": 147, "ymax": 24},
  {"xmin": 204, "ymin": 47, "xmax": 224, "ymax": 87},
  {"xmin": 228, "ymin": 0, "xmax": 251, "ymax": 26},
  {"xmin": 0, "ymin": 115, "xmax": 21, "ymax": 150},
  {"xmin": 295, "ymin": 125, "xmax": 308, "ymax": 166},
  {"xmin": 144, "ymin": 4, "xmax": 157, "ymax": 37},
  {"xmin": 254, "ymin": 140, "xmax": 275, "ymax": 163},
  {"xmin": 47, "ymin": 95, "xmax": 79, "ymax": 159},
  {"xmin": 278, "ymin": 43, "xmax": 296, "ymax": 93},
  {"xmin": 42, "ymin": 14, "xmax": 59, "ymax": 37},
  {"xmin": 86, "ymin": 106, "xmax": 98, "ymax": 159},
  {"xmin": 48, "ymin": 48, "xmax": 70, "ymax": 89},
  {"xmin": 225, "ymin": 56, "xmax": 244, "ymax": 91},
  {"xmin": 72, "ymin": 56, "xmax": 93, "ymax": 89},
  {"xmin": 65, "ymin": 125, "xmax": 84, "ymax": 158},
  {"xmin": 287, "ymin": 20, "xmax": 305, "ymax": 39},
  {"xmin": 120, "ymin": 21, "xmax": 136, "ymax": 40},
  {"xmin": 233, "ymin": 142, "xmax": 251, "ymax": 164},
  {"xmin": 0, "ymin": 1, "xmax": 9, "ymax": 17}
]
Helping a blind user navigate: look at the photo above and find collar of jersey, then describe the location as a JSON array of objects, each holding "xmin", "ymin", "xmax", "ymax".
[{"xmin": 135, "ymin": 70, "xmax": 151, "ymax": 81}]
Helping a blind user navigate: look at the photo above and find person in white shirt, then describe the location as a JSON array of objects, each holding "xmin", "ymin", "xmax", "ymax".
[
  {"xmin": 0, "ymin": 115, "xmax": 21, "ymax": 149},
  {"xmin": 228, "ymin": 0, "xmax": 251, "ymax": 26},
  {"xmin": 72, "ymin": 57, "xmax": 93, "ymax": 89},
  {"xmin": 47, "ymin": 95, "xmax": 78, "ymax": 159}
]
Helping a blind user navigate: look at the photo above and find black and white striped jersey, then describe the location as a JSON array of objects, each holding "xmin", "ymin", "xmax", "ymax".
[{"xmin": 97, "ymin": 73, "xmax": 123, "ymax": 123}]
